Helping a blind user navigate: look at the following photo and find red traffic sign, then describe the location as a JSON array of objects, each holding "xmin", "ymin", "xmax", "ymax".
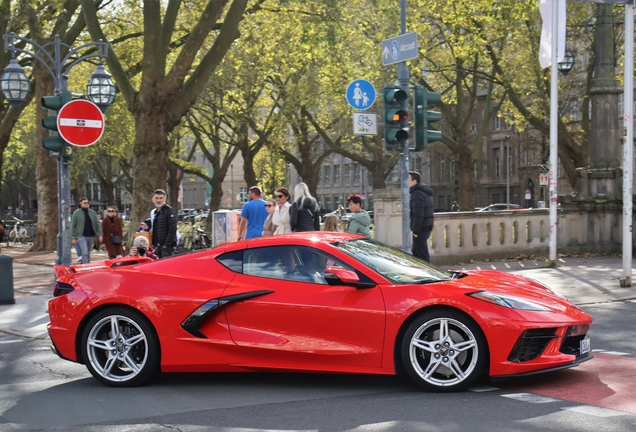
[{"xmin": 57, "ymin": 99, "xmax": 105, "ymax": 146}]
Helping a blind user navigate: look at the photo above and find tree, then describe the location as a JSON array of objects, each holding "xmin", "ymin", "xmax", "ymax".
[{"xmin": 79, "ymin": 0, "xmax": 258, "ymax": 237}]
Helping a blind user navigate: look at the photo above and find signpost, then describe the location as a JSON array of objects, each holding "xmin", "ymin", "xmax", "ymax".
[
  {"xmin": 346, "ymin": 79, "xmax": 376, "ymax": 110},
  {"xmin": 381, "ymin": 32, "xmax": 418, "ymax": 66},
  {"xmin": 353, "ymin": 113, "xmax": 378, "ymax": 136},
  {"xmin": 57, "ymin": 99, "xmax": 105, "ymax": 146}
]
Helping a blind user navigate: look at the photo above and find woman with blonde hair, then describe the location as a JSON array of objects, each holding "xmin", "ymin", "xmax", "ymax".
[
  {"xmin": 272, "ymin": 187, "xmax": 292, "ymax": 234},
  {"xmin": 262, "ymin": 198, "xmax": 277, "ymax": 236},
  {"xmin": 322, "ymin": 214, "xmax": 339, "ymax": 232},
  {"xmin": 290, "ymin": 182, "xmax": 320, "ymax": 232}
]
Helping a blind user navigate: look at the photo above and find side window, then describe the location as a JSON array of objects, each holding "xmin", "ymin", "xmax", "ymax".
[
  {"xmin": 243, "ymin": 246, "xmax": 352, "ymax": 284},
  {"xmin": 216, "ymin": 250, "xmax": 243, "ymax": 273}
]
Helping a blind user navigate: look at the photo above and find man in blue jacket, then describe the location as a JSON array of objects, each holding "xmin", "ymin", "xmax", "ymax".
[{"xmin": 409, "ymin": 171, "xmax": 434, "ymax": 262}]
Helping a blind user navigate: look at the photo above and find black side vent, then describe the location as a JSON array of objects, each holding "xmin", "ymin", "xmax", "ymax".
[
  {"xmin": 508, "ymin": 328, "xmax": 558, "ymax": 363},
  {"xmin": 53, "ymin": 282, "xmax": 74, "ymax": 297}
]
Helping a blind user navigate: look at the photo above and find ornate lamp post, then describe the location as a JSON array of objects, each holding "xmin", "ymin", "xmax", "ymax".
[
  {"xmin": 558, "ymin": 47, "xmax": 575, "ymax": 76},
  {"xmin": 1, "ymin": 33, "xmax": 116, "ymax": 265}
]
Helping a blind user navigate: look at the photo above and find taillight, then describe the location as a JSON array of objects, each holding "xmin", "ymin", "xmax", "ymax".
[{"xmin": 53, "ymin": 282, "xmax": 74, "ymax": 297}]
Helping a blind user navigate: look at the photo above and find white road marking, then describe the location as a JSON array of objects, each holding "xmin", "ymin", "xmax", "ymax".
[
  {"xmin": 501, "ymin": 393, "xmax": 560, "ymax": 403},
  {"xmin": 563, "ymin": 405, "xmax": 628, "ymax": 418},
  {"xmin": 602, "ymin": 351, "xmax": 630, "ymax": 356},
  {"xmin": 0, "ymin": 339, "xmax": 23, "ymax": 344},
  {"xmin": 469, "ymin": 385, "xmax": 500, "ymax": 392}
]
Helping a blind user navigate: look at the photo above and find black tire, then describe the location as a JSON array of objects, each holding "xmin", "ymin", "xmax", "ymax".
[
  {"xmin": 400, "ymin": 309, "xmax": 488, "ymax": 392},
  {"xmin": 81, "ymin": 306, "xmax": 160, "ymax": 387}
]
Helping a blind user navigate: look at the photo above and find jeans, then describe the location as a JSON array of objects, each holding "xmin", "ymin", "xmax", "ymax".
[
  {"xmin": 412, "ymin": 228, "xmax": 432, "ymax": 263},
  {"xmin": 77, "ymin": 236, "xmax": 95, "ymax": 264}
]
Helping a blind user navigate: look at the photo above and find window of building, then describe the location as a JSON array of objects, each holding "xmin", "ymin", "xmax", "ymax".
[
  {"xmin": 619, "ymin": 93, "xmax": 624, "ymax": 117},
  {"xmin": 474, "ymin": 161, "xmax": 478, "ymax": 179},
  {"xmin": 323, "ymin": 166, "xmax": 331, "ymax": 184},
  {"xmin": 440, "ymin": 159, "xmax": 445, "ymax": 181},
  {"xmin": 450, "ymin": 161, "xmax": 456, "ymax": 180},
  {"xmin": 389, "ymin": 165, "xmax": 399, "ymax": 182},
  {"xmin": 239, "ymin": 187, "xmax": 248, "ymax": 204},
  {"xmin": 494, "ymin": 117, "xmax": 501, "ymax": 130},
  {"xmin": 353, "ymin": 163, "xmax": 361, "ymax": 182},
  {"xmin": 494, "ymin": 149, "xmax": 500, "ymax": 178},
  {"xmin": 324, "ymin": 196, "xmax": 331, "ymax": 211},
  {"xmin": 469, "ymin": 123, "xmax": 477, "ymax": 132},
  {"xmin": 334, "ymin": 165, "xmax": 340, "ymax": 183},
  {"xmin": 344, "ymin": 164, "xmax": 350, "ymax": 182},
  {"xmin": 570, "ymin": 101, "xmax": 580, "ymax": 122}
]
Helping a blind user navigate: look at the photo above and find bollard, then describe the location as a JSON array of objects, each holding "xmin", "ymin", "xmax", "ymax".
[{"xmin": 0, "ymin": 255, "xmax": 15, "ymax": 305}]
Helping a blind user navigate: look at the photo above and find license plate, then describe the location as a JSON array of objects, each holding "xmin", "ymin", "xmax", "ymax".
[{"xmin": 580, "ymin": 337, "xmax": 591, "ymax": 355}]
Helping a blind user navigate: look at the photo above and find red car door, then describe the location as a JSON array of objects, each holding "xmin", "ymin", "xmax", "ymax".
[{"xmin": 223, "ymin": 245, "xmax": 386, "ymax": 368}]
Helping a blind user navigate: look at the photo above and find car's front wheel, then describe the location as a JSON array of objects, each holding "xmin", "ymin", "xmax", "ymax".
[
  {"xmin": 81, "ymin": 307, "xmax": 160, "ymax": 387},
  {"xmin": 401, "ymin": 309, "xmax": 487, "ymax": 392}
]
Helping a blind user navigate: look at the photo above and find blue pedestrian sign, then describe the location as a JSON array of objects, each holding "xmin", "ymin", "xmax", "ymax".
[{"xmin": 346, "ymin": 79, "xmax": 376, "ymax": 110}]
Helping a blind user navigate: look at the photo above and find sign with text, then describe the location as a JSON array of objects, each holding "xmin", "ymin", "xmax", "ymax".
[{"xmin": 381, "ymin": 32, "xmax": 418, "ymax": 66}]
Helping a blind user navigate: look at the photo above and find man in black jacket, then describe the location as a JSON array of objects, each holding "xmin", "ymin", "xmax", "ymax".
[
  {"xmin": 409, "ymin": 171, "xmax": 434, "ymax": 262},
  {"xmin": 151, "ymin": 189, "xmax": 177, "ymax": 258}
]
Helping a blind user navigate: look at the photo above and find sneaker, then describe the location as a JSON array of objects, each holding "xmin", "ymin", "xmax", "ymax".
[{"xmin": 76, "ymin": 257, "xmax": 82, "ymax": 263}]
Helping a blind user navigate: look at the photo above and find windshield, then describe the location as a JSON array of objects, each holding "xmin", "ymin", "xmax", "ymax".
[{"xmin": 333, "ymin": 239, "xmax": 453, "ymax": 284}]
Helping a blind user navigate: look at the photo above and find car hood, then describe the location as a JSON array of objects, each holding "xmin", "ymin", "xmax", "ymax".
[{"xmin": 451, "ymin": 270, "xmax": 582, "ymax": 313}]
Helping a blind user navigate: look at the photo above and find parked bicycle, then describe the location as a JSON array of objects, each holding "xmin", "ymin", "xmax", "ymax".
[
  {"xmin": 178, "ymin": 220, "xmax": 210, "ymax": 252},
  {"xmin": 8, "ymin": 217, "xmax": 28, "ymax": 245}
]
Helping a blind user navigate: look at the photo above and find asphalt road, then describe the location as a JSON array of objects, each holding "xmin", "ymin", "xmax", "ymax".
[{"xmin": 1, "ymin": 301, "xmax": 635, "ymax": 432}]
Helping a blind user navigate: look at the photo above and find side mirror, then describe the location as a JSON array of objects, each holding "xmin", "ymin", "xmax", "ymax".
[{"xmin": 325, "ymin": 267, "xmax": 360, "ymax": 283}]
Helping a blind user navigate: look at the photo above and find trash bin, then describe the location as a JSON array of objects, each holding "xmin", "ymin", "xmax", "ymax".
[{"xmin": 0, "ymin": 255, "xmax": 15, "ymax": 305}]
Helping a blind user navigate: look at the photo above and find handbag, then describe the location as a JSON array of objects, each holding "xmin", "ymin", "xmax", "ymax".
[{"xmin": 111, "ymin": 235, "xmax": 122, "ymax": 245}]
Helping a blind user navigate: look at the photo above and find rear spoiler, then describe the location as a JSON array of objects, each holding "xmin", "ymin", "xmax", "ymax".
[{"xmin": 54, "ymin": 256, "xmax": 154, "ymax": 278}]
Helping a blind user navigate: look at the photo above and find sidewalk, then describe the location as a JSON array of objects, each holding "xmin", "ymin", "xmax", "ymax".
[
  {"xmin": 1, "ymin": 245, "xmax": 636, "ymax": 340},
  {"xmin": 0, "ymin": 244, "xmax": 108, "ymax": 339}
]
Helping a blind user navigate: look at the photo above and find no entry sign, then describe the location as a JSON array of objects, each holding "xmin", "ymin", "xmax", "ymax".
[{"xmin": 57, "ymin": 99, "xmax": 105, "ymax": 146}]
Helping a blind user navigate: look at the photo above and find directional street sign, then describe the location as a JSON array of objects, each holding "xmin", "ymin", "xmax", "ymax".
[
  {"xmin": 57, "ymin": 99, "xmax": 105, "ymax": 146},
  {"xmin": 353, "ymin": 113, "xmax": 378, "ymax": 136},
  {"xmin": 346, "ymin": 79, "xmax": 376, "ymax": 110},
  {"xmin": 382, "ymin": 32, "xmax": 418, "ymax": 66}
]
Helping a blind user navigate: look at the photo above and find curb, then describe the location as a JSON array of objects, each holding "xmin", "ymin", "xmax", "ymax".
[{"xmin": 0, "ymin": 327, "xmax": 49, "ymax": 340}]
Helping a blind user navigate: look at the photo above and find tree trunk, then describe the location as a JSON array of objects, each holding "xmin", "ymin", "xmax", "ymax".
[
  {"xmin": 167, "ymin": 164, "xmax": 181, "ymax": 209},
  {"xmin": 30, "ymin": 74, "xmax": 58, "ymax": 252},
  {"xmin": 457, "ymin": 145, "xmax": 475, "ymax": 212},
  {"xmin": 129, "ymin": 111, "xmax": 171, "ymax": 242}
]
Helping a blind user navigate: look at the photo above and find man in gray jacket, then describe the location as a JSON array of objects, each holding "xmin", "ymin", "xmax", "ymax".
[
  {"xmin": 409, "ymin": 171, "xmax": 434, "ymax": 262},
  {"xmin": 71, "ymin": 197, "xmax": 103, "ymax": 263}
]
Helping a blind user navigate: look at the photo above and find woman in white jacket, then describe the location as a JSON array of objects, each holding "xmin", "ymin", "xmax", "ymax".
[{"xmin": 272, "ymin": 187, "xmax": 292, "ymax": 234}]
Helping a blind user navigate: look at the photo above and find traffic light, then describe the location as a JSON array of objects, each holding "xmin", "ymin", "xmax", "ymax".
[
  {"xmin": 383, "ymin": 85, "xmax": 409, "ymax": 151},
  {"xmin": 41, "ymin": 90, "xmax": 73, "ymax": 160},
  {"xmin": 413, "ymin": 86, "xmax": 442, "ymax": 151}
]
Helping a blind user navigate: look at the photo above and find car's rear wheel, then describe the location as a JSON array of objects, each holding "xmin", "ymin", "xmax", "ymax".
[
  {"xmin": 81, "ymin": 307, "xmax": 160, "ymax": 387},
  {"xmin": 401, "ymin": 309, "xmax": 487, "ymax": 392}
]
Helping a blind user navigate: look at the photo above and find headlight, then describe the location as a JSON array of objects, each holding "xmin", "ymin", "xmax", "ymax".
[{"xmin": 467, "ymin": 291, "xmax": 552, "ymax": 312}]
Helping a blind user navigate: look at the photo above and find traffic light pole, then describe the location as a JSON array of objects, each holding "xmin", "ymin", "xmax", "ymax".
[
  {"xmin": 55, "ymin": 80, "xmax": 72, "ymax": 266},
  {"xmin": 399, "ymin": 0, "xmax": 411, "ymax": 253},
  {"xmin": 4, "ymin": 33, "xmax": 109, "ymax": 265}
]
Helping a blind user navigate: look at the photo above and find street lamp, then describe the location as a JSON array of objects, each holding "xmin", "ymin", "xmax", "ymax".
[
  {"xmin": 2, "ymin": 33, "xmax": 116, "ymax": 265},
  {"xmin": 558, "ymin": 47, "xmax": 575, "ymax": 76},
  {"xmin": 87, "ymin": 62, "xmax": 116, "ymax": 112},
  {"xmin": 0, "ymin": 58, "xmax": 30, "ymax": 107}
]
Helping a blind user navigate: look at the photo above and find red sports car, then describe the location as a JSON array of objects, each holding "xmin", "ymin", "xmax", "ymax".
[{"xmin": 48, "ymin": 233, "xmax": 592, "ymax": 391}]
